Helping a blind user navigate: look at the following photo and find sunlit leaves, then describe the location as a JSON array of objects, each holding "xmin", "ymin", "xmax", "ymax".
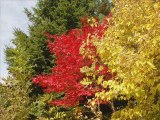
[{"xmin": 95, "ymin": 0, "xmax": 160, "ymax": 119}]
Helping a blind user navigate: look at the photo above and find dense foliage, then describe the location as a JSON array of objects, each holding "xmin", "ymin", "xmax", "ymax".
[
  {"xmin": 0, "ymin": 30, "xmax": 33, "ymax": 119},
  {"xmin": 2, "ymin": 0, "xmax": 159, "ymax": 119},
  {"xmin": 81, "ymin": 0, "xmax": 160, "ymax": 119},
  {"xmin": 33, "ymin": 17, "xmax": 109, "ymax": 107},
  {"xmin": 33, "ymin": 0, "xmax": 160, "ymax": 119}
]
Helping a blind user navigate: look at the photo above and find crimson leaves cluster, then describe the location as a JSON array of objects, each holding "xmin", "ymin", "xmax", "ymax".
[{"xmin": 33, "ymin": 16, "xmax": 111, "ymax": 107}]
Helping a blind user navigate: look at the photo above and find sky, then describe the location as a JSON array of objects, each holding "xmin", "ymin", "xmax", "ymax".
[{"xmin": 0, "ymin": 0, "xmax": 38, "ymax": 81}]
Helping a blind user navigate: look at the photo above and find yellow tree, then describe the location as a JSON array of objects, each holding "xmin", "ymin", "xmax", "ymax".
[{"xmin": 81, "ymin": 0, "xmax": 160, "ymax": 119}]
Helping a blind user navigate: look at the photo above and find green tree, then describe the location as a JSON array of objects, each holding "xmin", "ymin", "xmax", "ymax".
[{"xmin": 0, "ymin": 30, "xmax": 32, "ymax": 120}]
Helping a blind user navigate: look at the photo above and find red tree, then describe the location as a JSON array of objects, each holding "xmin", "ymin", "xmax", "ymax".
[{"xmin": 33, "ymin": 16, "xmax": 111, "ymax": 107}]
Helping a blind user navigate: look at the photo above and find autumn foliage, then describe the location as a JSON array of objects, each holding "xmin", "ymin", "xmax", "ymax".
[{"xmin": 32, "ymin": 16, "xmax": 111, "ymax": 107}]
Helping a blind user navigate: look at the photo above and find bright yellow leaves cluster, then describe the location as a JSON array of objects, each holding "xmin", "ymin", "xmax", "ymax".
[{"xmin": 81, "ymin": 0, "xmax": 160, "ymax": 119}]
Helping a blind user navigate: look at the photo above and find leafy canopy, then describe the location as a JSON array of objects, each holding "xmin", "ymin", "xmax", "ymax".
[
  {"xmin": 32, "ymin": 17, "xmax": 109, "ymax": 108},
  {"xmin": 93, "ymin": 0, "xmax": 160, "ymax": 119}
]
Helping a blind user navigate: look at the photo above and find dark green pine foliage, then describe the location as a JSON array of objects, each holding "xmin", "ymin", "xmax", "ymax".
[{"xmin": 3, "ymin": 0, "xmax": 112, "ymax": 119}]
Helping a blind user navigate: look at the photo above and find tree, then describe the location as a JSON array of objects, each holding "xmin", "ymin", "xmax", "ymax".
[
  {"xmin": 32, "ymin": 16, "xmax": 112, "ymax": 119},
  {"xmin": 84, "ymin": 0, "xmax": 160, "ymax": 119},
  {"xmin": 0, "ymin": 30, "xmax": 32, "ymax": 120}
]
